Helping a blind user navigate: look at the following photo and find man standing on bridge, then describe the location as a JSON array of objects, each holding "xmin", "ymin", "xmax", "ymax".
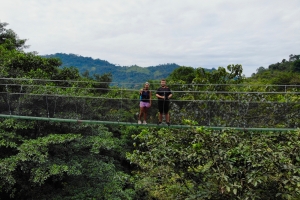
[{"xmin": 156, "ymin": 79, "xmax": 172, "ymax": 126}]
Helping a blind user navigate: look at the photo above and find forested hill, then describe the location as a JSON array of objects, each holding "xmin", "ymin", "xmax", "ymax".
[{"xmin": 42, "ymin": 53, "xmax": 181, "ymax": 83}]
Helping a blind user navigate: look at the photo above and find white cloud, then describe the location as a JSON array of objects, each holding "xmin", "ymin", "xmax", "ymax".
[{"xmin": 1, "ymin": 0, "xmax": 300, "ymax": 76}]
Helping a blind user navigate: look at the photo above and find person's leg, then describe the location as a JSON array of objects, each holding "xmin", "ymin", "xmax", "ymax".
[
  {"xmin": 164, "ymin": 102, "xmax": 170, "ymax": 124},
  {"xmin": 166, "ymin": 112, "xmax": 170, "ymax": 123},
  {"xmin": 143, "ymin": 107, "xmax": 148, "ymax": 121},
  {"xmin": 158, "ymin": 101, "xmax": 163, "ymax": 123},
  {"xmin": 138, "ymin": 107, "xmax": 143, "ymax": 120},
  {"xmin": 143, "ymin": 107, "xmax": 147, "ymax": 121},
  {"xmin": 143, "ymin": 103, "xmax": 150, "ymax": 122},
  {"xmin": 138, "ymin": 102, "xmax": 143, "ymax": 124},
  {"xmin": 158, "ymin": 112, "xmax": 162, "ymax": 122}
]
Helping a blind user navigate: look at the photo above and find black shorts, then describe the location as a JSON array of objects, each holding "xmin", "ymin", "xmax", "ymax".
[{"xmin": 158, "ymin": 100, "xmax": 170, "ymax": 114}]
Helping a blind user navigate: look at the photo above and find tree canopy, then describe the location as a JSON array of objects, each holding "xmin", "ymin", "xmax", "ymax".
[{"xmin": 1, "ymin": 21, "xmax": 300, "ymax": 200}]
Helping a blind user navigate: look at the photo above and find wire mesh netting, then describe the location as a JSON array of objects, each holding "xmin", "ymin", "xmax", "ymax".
[{"xmin": 0, "ymin": 78, "xmax": 300, "ymax": 128}]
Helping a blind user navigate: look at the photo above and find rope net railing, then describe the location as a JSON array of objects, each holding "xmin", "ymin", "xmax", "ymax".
[{"xmin": 0, "ymin": 78, "xmax": 300, "ymax": 128}]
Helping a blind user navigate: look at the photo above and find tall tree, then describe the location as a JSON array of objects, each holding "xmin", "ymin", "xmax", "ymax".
[
  {"xmin": 291, "ymin": 60, "xmax": 300, "ymax": 73},
  {"xmin": 168, "ymin": 66, "xmax": 196, "ymax": 84},
  {"xmin": 0, "ymin": 21, "xmax": 28, "ymax": 51}
]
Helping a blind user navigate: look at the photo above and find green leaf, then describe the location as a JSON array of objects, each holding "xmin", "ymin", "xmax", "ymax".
[{"xmin": 233, "ymin": 188, "xmax": 237, "ymax": 195}]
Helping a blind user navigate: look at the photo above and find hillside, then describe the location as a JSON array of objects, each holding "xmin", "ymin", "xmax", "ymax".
[
  {"xmin": 42, "ymin": 53, "xmax": 181, "ymax": 84},
  {"xmin": 248, "ymin": 54, "xmax": 300, "ymax": 85}
]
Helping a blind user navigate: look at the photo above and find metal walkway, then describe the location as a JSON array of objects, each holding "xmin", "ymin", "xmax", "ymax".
[{"xmin": 0, "ymin": 114, "xmax": 297, "ymax": 132}]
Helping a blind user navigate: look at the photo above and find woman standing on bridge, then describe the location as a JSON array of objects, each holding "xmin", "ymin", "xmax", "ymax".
[{"xmin": 138, "ymin": 82, "xmax": 152, "ymax": 124}]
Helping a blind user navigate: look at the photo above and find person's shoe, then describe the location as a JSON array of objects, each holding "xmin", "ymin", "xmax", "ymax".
[
  {"xmin": 138, "ymin": 120, "xmax": 142, "ymax": 124},
  {"xmin": 166, "ymin": 122, "xmax": 170, "ymax": 126},
  {"xmin": 143, "ymin": 121, "xmax": 147, "ymax": 125},
  {"xmin": 157, "ymin": 121, "xmax": 162, "ymax": 125}
]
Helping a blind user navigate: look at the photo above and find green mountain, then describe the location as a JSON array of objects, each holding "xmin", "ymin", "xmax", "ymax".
[{"xmin": 42, "ymin": 53, "xmax": 180, "ymax": 84}]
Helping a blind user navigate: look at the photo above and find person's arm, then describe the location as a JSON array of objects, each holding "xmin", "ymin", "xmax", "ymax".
[
  {"xmin": 149, "ymin": 91, "xmax": 152, "ymax": 105},
  {"xmin": 139, "ymin": 89, "xmax": 143, "ymax": 101},
  {"xmin": 156, "ymin": 89, "xmax": 164, "ymax": 99},
  {"xmin": 156, "ymin": 93, "xmax": 164, "ymax": 99},
  {"xmin": 167, "ymin": 88, "xmax": 172, "ymax": 99}
]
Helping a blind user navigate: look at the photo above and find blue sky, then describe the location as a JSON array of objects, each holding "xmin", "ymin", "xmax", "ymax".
[{"xmin": 1, "ymin": 0, "xmax": 300, "ymax": 76}]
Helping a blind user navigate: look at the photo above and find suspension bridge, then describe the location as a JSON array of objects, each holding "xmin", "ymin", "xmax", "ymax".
[{"xmin": 0, "ymin": 78, "xmax": 299, "ymax": 132}]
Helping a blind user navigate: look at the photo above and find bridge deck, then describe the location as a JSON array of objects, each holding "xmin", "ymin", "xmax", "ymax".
[{"xmin": 0, "ymin": 114, "xmax": 297, "ymax": 132}]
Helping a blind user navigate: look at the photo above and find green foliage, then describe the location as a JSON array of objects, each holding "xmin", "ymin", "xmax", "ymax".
[
  {"xmin": 0, "ymin": 47, "xmax": 61, "ymax": 79},
  {"xmin": 0, "ymin": 31, "xmax": 132, "ymax": 198},
  {"xmin": 192, "ymin": 64, "xmax": 244, "ymax": 84},
  {"xmin": 0, "ymin": 21, "xmax": 28, "ymax": 51},
  {"xmin": 2, "ymin": 20, "xmax": 300, "ymax": 200},
  {"xmin": 127, "ymin": 127, "xmax": 300, "ymax": 199},
  {"xmin": 168, "ymin": 66, "xmax": 196, "ymax": 83},
  {"xmin": 250, "ymin": 54, "xmax": 300, "ymax": 85},
  {"xmin": 93, "ymin": 73, "xmax": 113, "ymax": 93},
  {"xmin": 168, "ymin": 65, "xmax": 243, "ymax": 89},
  {"xmin": 52, "ymin": 66, "xmax": 80, "ymax": 80},
  {"xmin": 249, "ymin": 70, "xmax": 300, "ymax": 85},
  {"xmin": 0, "ymin": 119, "xmax": 136, "ymax": 199},
  {"xmin": 291, "ymin": 60, "xmax": 300, "ymax": 73}
]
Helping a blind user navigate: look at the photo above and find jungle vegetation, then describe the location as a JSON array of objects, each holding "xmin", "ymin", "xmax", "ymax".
[{"xmin": 1, "ymin": 21, "xmax": 300, "ymax": 200}]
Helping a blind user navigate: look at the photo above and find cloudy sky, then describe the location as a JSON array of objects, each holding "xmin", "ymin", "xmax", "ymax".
[{"xmin": 1, "ymin": 0, "xmax": 300, "ymax": 76}]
